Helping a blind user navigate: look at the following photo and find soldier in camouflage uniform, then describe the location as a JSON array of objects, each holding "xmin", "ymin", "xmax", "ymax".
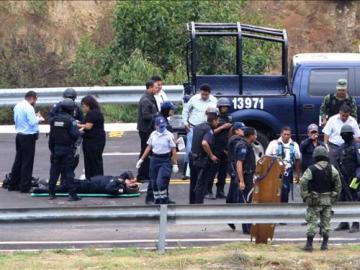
[
  {"xmin": 320, "ymin": 79, "xmax": 357, "ymax": 126},
  {"xmin": 300, "ymin": 146, "xmax": 342, "ymax": 251}
]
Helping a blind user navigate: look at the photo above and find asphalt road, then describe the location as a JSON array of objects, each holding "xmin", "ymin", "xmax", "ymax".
[{"xmin": 0, "ymin": 132, "xmax": 360, "ymax": 250}]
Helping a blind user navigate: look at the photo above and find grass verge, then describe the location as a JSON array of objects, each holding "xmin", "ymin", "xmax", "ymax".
[{"xmin": 1, "ymin": 243, "xmax": 360, "ymax": 269}]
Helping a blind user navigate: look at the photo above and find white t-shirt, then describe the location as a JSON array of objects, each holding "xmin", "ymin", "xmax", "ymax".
[
  {"xmin": 154, "ymin": 90, "xmax": 168, "ymax": 112},
  {"xmin": 322, "ymin": 114, "xmax": 360, "ymax": 146},
  {"xmin": 265, "ymin": 138, "xmax": 301, "ymax": 170},
  {"xmin": 147, "ymin": 129, "xmax": 176, "ymax": 155}
]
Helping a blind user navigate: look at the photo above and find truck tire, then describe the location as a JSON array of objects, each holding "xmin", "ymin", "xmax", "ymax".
[{"xmin": 252, "ymin": 131, "xmax": 269, "ymax": 162}]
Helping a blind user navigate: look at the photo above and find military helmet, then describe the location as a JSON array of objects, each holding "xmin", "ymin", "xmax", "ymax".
[
  {"xmin": 312, "ymin": 146, "xmax": 329, "ymax": 159},
  {"xmin": 60, "ymin": 98, "xmax": 75, "ymax": 113},
  {"xmin": 217, "ymin": 97, "xmax": 231, "ymax": 108},
  {"xmin": 340, "ymin": 124, "xmax": 354, "ymax": 134},
  {"xmin": 205, "ymin": 106, "xmax": 219, "ymax": 116},
  {"xmin": 63, "ymin": 88, "xmax": 77, "ymax": 100}
]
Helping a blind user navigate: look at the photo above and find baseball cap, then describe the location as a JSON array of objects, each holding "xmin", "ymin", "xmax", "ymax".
[
  {"xmin": 233, "ymin": 122, "xmax": 246, "ymax": 130},
  {"xmin": 336, "ymin": 78, "xmax": 347, "ymax": 90},
  {"xmin": 161, "ymin": 101, "xmax": 176, "ymax": 111},
  {"xmin": 307, "ymin": 123, "xmax": 319, "ymax": 133},
  {"xmin": 155, "ymin": 116, "xmax": 167, "ymax": 127}
]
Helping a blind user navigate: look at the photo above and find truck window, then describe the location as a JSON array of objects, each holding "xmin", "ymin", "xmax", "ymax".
[{"xmin": 308, "ymin": 69, "xmax": 349, "ymax": 96}]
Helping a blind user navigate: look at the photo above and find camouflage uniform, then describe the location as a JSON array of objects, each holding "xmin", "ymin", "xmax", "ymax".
[
  {"xmin": 319, "ymin": 79, "xmax": 357, "ymax": 120},
  {"xmin": 300, "ymin": 162, "xmax": 341, "ymax": 237},
  {"xmin": 300, "ymin": 146, "xmax": 342, "ymax": 251}
]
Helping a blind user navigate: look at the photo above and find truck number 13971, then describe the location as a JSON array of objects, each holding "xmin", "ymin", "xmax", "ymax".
[{"xmin": 232, "ymin": 97, "xmax": 264, "ymax": 110}]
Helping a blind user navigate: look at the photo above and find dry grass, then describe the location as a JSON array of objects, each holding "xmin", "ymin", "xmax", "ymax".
[{"xmin": 1, "ymin": 243, "xmax": 360, "ymax": 270}]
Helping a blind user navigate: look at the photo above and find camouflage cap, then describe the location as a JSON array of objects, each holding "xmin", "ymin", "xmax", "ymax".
[
  {"xmin": 312, "ymin": 146, "xmax": 329, "ymax": 159},
  {"xmin": 336, "ymin": 78, "xmax": 347, "ymax": 90}
]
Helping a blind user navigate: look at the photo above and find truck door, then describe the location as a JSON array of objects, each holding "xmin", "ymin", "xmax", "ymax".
[{"xmin": 298, "ymin": 67, "xmax": 353, "ymax": 138}]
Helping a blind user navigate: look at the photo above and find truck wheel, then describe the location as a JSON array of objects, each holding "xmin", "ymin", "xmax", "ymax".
[{"xmin": 252, "ymin": 131, "xmax": 269, "ymax": 162}]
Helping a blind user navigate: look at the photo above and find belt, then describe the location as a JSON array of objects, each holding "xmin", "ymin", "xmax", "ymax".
[
  {"xmin": 329, "ymin": 142, "xmax": 340, "ymax": 148},
  {"xmin": 152, "ymin": 153, "xmax": 171, "ymax": 158},
  {"xmin": 17, "ymin": 133, "xmax": 37, "ymax": 136}
]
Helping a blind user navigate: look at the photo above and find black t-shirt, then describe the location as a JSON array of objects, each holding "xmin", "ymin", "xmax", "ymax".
[{"xmin": 82, "ymin": 109, "xmax": 105, "ymax": 141}]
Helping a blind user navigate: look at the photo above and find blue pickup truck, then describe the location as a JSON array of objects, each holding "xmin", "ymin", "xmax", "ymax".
[{"xmin": 179, "ymin": 22, "xmax": 360, "ymax": 155}]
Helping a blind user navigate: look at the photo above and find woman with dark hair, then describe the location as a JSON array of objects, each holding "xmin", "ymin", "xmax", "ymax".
[{"xmin": 78, "ymin": 95, "xmax": 106, "ymax": 179}]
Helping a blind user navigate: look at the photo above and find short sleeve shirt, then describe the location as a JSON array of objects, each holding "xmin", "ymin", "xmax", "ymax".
[
  {"xmin": 265, "ymin": 138, "xmax": 301, "ymax": 170},
  {"xmin": 235, "ymin": 141, "xmax": 248, "ymax": 161},
  {"xmin": 322, "ymin": 114, "xmax": 360, "ymax": 146},
  {"xmin": 82, "ymin": 109, "xmax": 105, "ymax": 140},
  {"xmin": 203, "ymin": 127, "xmax": 214, "ymax": 145},
  {"xmin": 147, "ymin": 130, "xmax": 176, "ymax": 155}
]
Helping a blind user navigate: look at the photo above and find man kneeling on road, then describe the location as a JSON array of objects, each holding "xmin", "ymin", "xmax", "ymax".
[{"xmin": 33, "ymin": 171, "xmax": 139, "ymax": 196}]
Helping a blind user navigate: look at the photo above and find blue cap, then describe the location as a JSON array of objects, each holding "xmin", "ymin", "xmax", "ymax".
[
  {"xmin": 161, "ymin": 101, "xmax": 176, "ymax": 111},
  {"xmin": 155, "ymin": 116, "xmax": 167, "ymax": 127},
  {"xmin": 233, "ymin": 122, "xmax": 246, "ymax": 130}
]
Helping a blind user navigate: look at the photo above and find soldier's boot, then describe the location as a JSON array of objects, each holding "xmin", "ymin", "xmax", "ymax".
[
  {"xmin": 334, "ymin": 222, "xmax": 349, "ymax": 231},
  {"xmin": 303, "ymin": 236, "xmax": 313, "ymax": 252},
  {"xmin": 320, "ymin": 235, "xmax": 329, "ymax": 250},
  {"xmin": 349, "ymin": 222, "xmax": 359, "ymax": 233}
]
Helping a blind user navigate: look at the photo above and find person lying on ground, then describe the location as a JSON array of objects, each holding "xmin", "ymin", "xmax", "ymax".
[{"xmin": 32, "ymin": 171, "xmax": 140, "ymax": 195}]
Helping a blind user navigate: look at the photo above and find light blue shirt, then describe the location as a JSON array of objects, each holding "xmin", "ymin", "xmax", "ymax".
[
  {"xmin": 13, "ymin": 100, "xmax": 39, "ymax": 134},
  {"xmin": 147, "ymin": 130, "xmax": 176, "ymax": 155},
  {"xmin": 182, "ymin": 93, "xmax": 217, "ymax": 126}
]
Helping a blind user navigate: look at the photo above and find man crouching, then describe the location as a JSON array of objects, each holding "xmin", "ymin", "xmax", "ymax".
[{"xmin": 300, "ymin": 146, "xmax": 342, "ymax": 251}]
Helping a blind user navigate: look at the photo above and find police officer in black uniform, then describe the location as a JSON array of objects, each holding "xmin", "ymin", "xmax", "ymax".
[
  {"xmin": 229, "ymin": 127, "xmax": 257, "ymax": 233},
  {"xmin": 189, "ymin": 107, "xmax": 219, "ymax": 204},
  {"xmin": 206, "ymin": 98, "xmax": 232, "ymax": 199},
  {"xmin": 49, "ymin": 88, "xmax": 84, "ymax": 123},
  {"xmin": 48, "ymin": 88, "xmax": 83, "ymax": 185},
  {"xmin": 48, "ymin": 99, "xmax": 81, "ymax": 201},
  {"xmin": 334, "ymin": 124, "xmax": 360, "ymax": 233}
]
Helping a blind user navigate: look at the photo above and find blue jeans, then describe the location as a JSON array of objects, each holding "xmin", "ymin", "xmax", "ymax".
[{"xmin": 185, "ymin": 127, "xmax": 193, "ymax": 163}]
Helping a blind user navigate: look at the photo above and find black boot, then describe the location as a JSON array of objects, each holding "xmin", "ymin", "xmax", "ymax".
[
  {"xmin": 321, "ymin": 235, "xmax": 329, "ymax": 250},
  {"xmin": 334, "ymin": 222, "xmax": 350, "ymax": 231},
  {"xmin": 228, "ymin": 224, "xmax": 236, "ymax": 231},
  {"xmin": 303, "ymin": 236, "xmax": 313, "ymax": 252},
  {"xmin": 216, "ymin": 190, "xmax": 226, "ymax": 199},
  {"xmin": 349, "ymin": 222, "xmax": 359, "ymax": 233},
  {"xmin": 68, "ymin": 195, "xmax": 81, "ymax": 201}
]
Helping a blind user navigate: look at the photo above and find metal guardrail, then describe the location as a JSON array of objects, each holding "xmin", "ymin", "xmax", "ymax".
[
  {"xmin": 1, "ymin": 203, "xmax": 360, "ymax": 253},
  {"xmin": 0, "ymin": 85, "xmax": 184, "ymax": 106}
]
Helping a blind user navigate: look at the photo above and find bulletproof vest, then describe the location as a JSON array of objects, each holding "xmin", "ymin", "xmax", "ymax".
[
  {"xmin": 191, "ymin": 123, "xmax": 211, "ymax": 155},
  {"xmin": 235, "ymin": 140, "xmax": 256, "ymax": 174},
  {"xmin": 339, "ymin": 142, "xmax": 358, "ymax": 179},
  {"xmin": 228, "ymin": 136, "xmax": 243, "ymax": 162},
  {"xmin": 50, "ymin": 113, "xmax": 74, "ymax": 146},
  {"xmin": 308, "ymin": 164, "xmax": 333, "ymax": 193},
  {"xmin": 73, "ymin": 105, "xmax": 83, "ymax": 121},
  {"xmin": 213, "ymin": 114, "xmax": 231, "ymax": 152},
  {"xmin": 329, "ymin": 93, "xmax": 353, "ymax": 117}
]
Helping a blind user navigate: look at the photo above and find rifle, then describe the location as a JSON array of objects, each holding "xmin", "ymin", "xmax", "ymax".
[{"xmin": 335, "ymin": 161, "xmax": 355, "ymax": 202}]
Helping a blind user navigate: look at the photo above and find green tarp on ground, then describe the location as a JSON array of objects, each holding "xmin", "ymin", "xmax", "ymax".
[{"xmin": 31, "ymin": 193, "xmax": 140, "ymax": 198}]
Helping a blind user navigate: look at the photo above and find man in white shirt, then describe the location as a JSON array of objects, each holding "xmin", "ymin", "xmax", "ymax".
[
  {"xmin": 182, "ymin": 84, "xmax": 217, "ymax": 178},
  {"xmin": 323, "ymin": 104, "xmax": 360, "ymax": 165},
  {"xmin": 152, "ymin": 75, "xmax": 169, "ymax": 112},
  {"xmin": 265, "ymin": 126, "xmax": 302, "ymax": 203},
  {"xmin": 8, "ymin": 91, "xmax": 43, "ymax": 193}
]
